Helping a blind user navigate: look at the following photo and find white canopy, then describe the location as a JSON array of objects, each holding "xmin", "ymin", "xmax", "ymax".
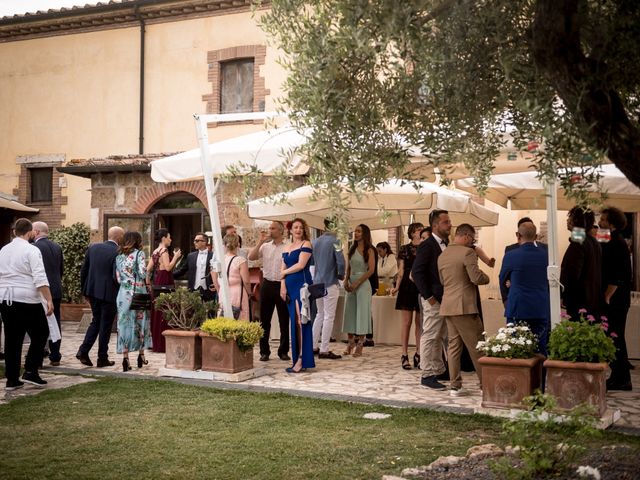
[
  {"xmin": 456, "ymin": 164, "xmax": 640, "ymax": 211},
  {"xmin": 247, "ymin": 179, "xmax": 499, "ymax": 230},
  {"xmin": 150, "ymin": 126, "xmax": 309, "ymax": 182}
]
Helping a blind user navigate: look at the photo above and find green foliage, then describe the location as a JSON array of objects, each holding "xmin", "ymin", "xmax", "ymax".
[
  {"xmin": 548, "ymin": 317, "xmax": 616, "ymax": 363},
  {"xmin": 154, "ymin": 288, "xmax": 214, "ymax": 330},
  {"xmin": 492, "ymin": 393, "xmax": 599, "ymax": 479},
  {"xmin": 200, "ymin": 317, "xmax": 264, "ymax": 352},
  {"xmin": 477, "ymin": 323, "xmax": 538, "ymax": 359},
  {"xmin": 257, "ymin": 0, "xmax": 640, "ymax": 224},
  {"xmin": 48, "ymin": 222, "xmax": 90, "ymax": 303}
]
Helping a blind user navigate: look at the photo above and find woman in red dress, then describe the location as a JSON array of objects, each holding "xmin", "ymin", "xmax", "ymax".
[{"xmin": 147, "ymin": 228, "xmax": 182, "ymax": 352}]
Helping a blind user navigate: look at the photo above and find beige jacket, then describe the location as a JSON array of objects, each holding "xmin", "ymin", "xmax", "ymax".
[{"xmin": 438, "ymin": 244, "xmax": 489, "ymax": 316}]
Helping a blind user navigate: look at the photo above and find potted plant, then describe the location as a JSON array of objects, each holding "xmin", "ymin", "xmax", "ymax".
[
  {"xmin": 155, "ymin": 289, "xmax": 214, "ymax": 370},
  {"xmin": 544, "ymin": 310, "xmax": 616, "ymax": 416},
  {"xmin": 49, "ymin": 222, "xmax": 90, "ymax": 321},
  {"xmin": 477, "ymin": 323, "xmax": 543, "ymax": 409},
  {"xmin": 199, "ymin": 318, "xmax": 263, "ymax": 373}
]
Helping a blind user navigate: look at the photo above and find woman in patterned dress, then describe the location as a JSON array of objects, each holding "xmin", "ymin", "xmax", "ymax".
[
  {"xmin": 390, "ymin": 222, "xmax": 424, "ymax": 370},
  {"xmin": 115, "ymin": 231, "xmax": 152, "ymax": 372}
]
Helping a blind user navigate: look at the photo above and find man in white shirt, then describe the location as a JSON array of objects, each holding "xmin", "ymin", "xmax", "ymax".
[
  {"xmin": 174, "ymin": 232, "xmax": 215, "ymax": 304},
  {"xmin": 248, "ymin": 221, "xmax": 290, "ymax": 361},
  {"xmin": 0, "ymin": 218, "xmax": 54, "ymax": 390}
]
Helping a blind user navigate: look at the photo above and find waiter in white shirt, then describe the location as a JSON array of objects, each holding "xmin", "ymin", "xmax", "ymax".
[
  {"xmin": 248, "ymin": 221, "xmax": 290, "ymax": 362},
  {"xmin": 0, "ymin": 218, "xmax": 53, "ymax": 390}
]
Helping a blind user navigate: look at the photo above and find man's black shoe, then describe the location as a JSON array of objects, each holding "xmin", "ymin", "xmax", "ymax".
[
  {"xmin": 312, "ymin": 348, "xmax": 320, "ymax": 355},
  {"xmin": 5, "ymin": 380, "xmax": 24, "ymax": 391},
  {"xmin": 76, "ymin": 353, "xmax": 93, "ymax": 367},
  {"xmin": 420, "ymin": 375, "xmax": 446, "ymax": 390},
  {"xmin": 278, "ymin": 353, "xmax": 291, "ymax": 361},
  {"xmin": 259, "ymin": 354, "xmax": 269, "ymax": 362},
  {"xmin": 436, "ymin": 371, "xmax": 450, "ymax": 381},
  {"xmin": 318, "ymin": 351, "xmax": 342, "ymax": 359},
  {"xmin": 607, "ymin": 380, "xmax": 632, "ymax": 391},
  {"xmin": 22, "ymin": 372, "xmax": 47, "ymax": 387},
  {"xmin": 363, "ymin": 339, "xmax": 374, "ymax": 347},
  {"xmin": 96, "ymin": 359, "xmax": 115, "ymax": 368}
]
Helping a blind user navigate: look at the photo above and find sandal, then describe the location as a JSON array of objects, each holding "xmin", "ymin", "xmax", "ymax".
[
  {"xmin": 353, "ymin": 342, "xmax": 363, "ymax": 358},
  {"xmin": 343, "ymin": 339, "xmax": 355, "ymax": 356},
  {"xmin": 401, "ymin": 355, "xmax": 412, "ymax": 370},
  {"xmin": 413, "ymin": 352, "xmax": 421, "ymax": 369}
]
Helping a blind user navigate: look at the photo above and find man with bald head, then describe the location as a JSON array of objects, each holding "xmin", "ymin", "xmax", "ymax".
[
  {"xmin": 76, "ymin": 226, "xmax": 124, "ymax": 367},
  {"xmin": 499, "ymin": 221, "xmax": 550, "ymax": 355},
  {"xmin": 32, "ymin": 221, "xmax": 64, "ymax": 365}
]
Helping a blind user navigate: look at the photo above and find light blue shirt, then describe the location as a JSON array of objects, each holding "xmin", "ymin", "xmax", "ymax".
[{"xmin": 312, "ymin": 233, "xmax": 345, "ymax": 286}]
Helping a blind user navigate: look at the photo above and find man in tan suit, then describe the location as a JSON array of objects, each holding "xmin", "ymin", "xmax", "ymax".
[{"xmin": 438, "ymin": 223, "xmax": 489, "ymax": 396}]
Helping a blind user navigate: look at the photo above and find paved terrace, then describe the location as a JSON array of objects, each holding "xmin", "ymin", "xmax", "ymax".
[{"xmin": 2, "ymin": 322, "xmax": 639, "ymax": 434}]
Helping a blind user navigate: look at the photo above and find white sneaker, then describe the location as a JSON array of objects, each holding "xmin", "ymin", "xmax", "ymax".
[{"xmin": 449, "ymin": 387, "xmax": 468, "ymax": 397}]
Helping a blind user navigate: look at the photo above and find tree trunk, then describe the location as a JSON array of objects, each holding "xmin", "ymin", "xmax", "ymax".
[{"xmin": 531, "ymin": 0, "xmax": 640, "ymax": 188}]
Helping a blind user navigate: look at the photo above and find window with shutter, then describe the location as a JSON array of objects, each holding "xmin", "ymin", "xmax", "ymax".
[{"xmin": 220, "ymin": 58, "xmax": 254, "ymax": 114}]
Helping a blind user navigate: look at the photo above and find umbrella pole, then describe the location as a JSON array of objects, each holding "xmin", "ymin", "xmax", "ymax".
[
  {"xmin": 545, "ymin": 175, "xmax": 562, "ymax": 327},
  {"xmin": 195, "ymin": 114, "xmax": 233, "ymax": 318}
]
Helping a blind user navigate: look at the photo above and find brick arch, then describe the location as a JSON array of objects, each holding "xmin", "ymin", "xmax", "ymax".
[{"xmin": 132, "ymin": 182, "xmax": 209, "ymax": 214}]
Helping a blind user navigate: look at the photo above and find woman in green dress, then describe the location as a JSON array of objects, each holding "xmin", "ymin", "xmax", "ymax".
[
  {"xmin": 115, "ymin": 231, "xmax": 152, "ymax": 372},
  {"xmin": 342, "ymin": 224, "xmax": 376, "ymax": 357}
]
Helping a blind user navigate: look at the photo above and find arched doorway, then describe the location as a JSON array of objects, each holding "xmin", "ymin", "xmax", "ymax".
[{"xmin": 150, "ymin": 192, "xmax": 210, "ymax": 253}]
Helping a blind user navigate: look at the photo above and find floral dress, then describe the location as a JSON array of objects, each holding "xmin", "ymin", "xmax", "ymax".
[{"xmin": 115, "ymin": 249, "xmax": 152, "ymax": 353}]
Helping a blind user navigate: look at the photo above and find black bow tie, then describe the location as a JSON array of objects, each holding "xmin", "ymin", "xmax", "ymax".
[{"xmin": 440, "ymin": 240, "xmax": 448, "ymax": 246}]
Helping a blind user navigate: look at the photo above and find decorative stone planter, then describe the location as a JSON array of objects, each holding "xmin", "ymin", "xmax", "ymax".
[
  {"xmin": 479, "ymin": 356, "xmax": 543, "ymax": 409},
  {"xmin": 162, "ymin": 330, "xmax": 202, "ymax": 370},
  {"xmin": 543, "ymin": 359, "xmax": 608, "ymax": 416},
  {"xmin": 200, "ymin": 334, "xmax": 254, "ymax": 373},
  {"xmin": 60, "ymin": 302, "xmax": 90, "ymax": 321}
]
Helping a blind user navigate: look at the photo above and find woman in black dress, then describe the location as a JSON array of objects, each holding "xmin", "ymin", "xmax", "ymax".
[{"xmin": 391, "ymin": 222, "xmax": 423, "ymax": 370}]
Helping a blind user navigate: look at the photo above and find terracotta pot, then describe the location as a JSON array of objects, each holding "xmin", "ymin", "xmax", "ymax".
[
  {"xmin": 479, "ymin": 356, "xmax": 543, "ymax": 409},
  {"xmin": 200, "ymin": 334, "xmax": 254, "ymax": 373},
  {"xmin": 60, "ymin": 302, "xmax": 90, "ymax": 321},
  {"xmin": 543, "ymin": 359, "xmax": 608, "ymax": 417},
  {"xmin": 162, "ymin": 330, "xmax": 202, "ymax": 370}
]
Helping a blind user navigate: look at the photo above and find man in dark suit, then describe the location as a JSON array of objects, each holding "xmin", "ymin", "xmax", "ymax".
[
  {"xmin": 76, "ymin": 226, "xmax": 124, "ymax": 367},
  {"xmin": 412, "ymin": 209, "xmax": 452, "ymax": 389},
  {"xmin": 174, "ymin": 232, "xmax": 216, "ymax": 303},
  {"xmin": 499, "ymin": 221, "xmax": 550, "ymax": 355},
  {"xmin": 32, "ymin": 221, "xmax": 64, "ymax": 366},
  {"xmin": 438, "ymin": 223, "xmax": 490, "ymax": 395}
]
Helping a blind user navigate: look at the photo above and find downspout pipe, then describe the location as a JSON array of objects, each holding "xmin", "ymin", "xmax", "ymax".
[{"xmin": 135, "ymin": 5, "xmax": 145, "ymax": 155}]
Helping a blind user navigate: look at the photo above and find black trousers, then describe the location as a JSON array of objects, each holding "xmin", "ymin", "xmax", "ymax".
[
  {"xmin": 78, "ymin": 297, "xmax": 117, "ymax": 361},
  {"xmin": 606, "ymin": 302, "xmax": 631, "ymax": 385},
  {"xmin": 259, "ymin": 279, "xmax": 290, "ymax": 357},
  {"xmin": 0, "ymin": 301, "xmax": 49, "ymax": 383},
  {"xmin": 48, "ymin": 298, "xmax": 62, "ymax": 362}
]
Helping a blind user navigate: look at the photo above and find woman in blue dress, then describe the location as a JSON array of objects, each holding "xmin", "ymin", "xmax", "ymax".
[
  {"xmin": 115, "ymin": 231, "xmax": 152, "ymax": 372},
  {"xmin": 280, "ymin": 218, "xmax": 315, "ymax": 373}
]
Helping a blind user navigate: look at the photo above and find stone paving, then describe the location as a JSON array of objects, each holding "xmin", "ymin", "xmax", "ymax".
[{"xmin": 5, "ymin": 322, "xmax": 640, "ymax": 432}]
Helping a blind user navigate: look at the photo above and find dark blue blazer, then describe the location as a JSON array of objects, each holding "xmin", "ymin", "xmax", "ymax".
[
  {"xmin": 80, "ymin": 240, "xmax": 119, "ymax": 303},
  {"xmin": 499, "ymin": 242, "xmax": 550, "ymax": 320},
  {"xmin": 34, "ymin": 237, "xmax": 64, "ymax": 300},
  {"xmin": 411, "ymin": 236, "xmax": 444, "ymax": 303},
  {"xmin": 500, "ymin": 241, "xmax": 547, "ymax": 302}
]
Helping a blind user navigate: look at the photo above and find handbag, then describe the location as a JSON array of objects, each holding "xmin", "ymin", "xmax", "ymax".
[
  {"xmin": 130, "ymin": 251, "xmax": 153, "ymax": 311},
  {"xmin": 307, "ymin": 283, "xmax": 327, "ymax": 301}
]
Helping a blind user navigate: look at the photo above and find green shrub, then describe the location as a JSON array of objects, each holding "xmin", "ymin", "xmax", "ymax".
[
  {"xmin": 200, "ymin": 317, "xmax": 263, "ymax": 352},
  {"xmin": 154, "ymin": 289, "xmax": 213, "ymax": 330},
  {"xmin": 548, "ymin": 315, "xmax": 616, "ymax": 363},
  {"xmin": 48, "ymin": 222, "xmax": 90, "ymax": 303}
]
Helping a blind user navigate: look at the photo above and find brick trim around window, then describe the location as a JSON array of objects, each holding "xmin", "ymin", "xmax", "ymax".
[
  {"xmin": 202, "ymin": 44, "xmax": 270, "ymax": 124},
  {"xmin": 14, "ymin": 163, "xmax": 67, "ymax": 228}
]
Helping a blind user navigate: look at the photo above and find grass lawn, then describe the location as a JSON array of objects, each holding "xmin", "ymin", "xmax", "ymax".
[{"xmin": 0, "ymin": 376, "xmax": 638, "ymax": 479}]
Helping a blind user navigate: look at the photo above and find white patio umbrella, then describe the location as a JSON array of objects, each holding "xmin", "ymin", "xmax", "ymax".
[
  {"xmin": 456, "ymin": 163, "xmax": 640, "ymax": 328},
  {"xmin": 247, "ymin": 179, "xmax": 499, "ymax": 230},
  {"xmin": 455, "ymin": 164, "xmax": 640, "ymax": 211},
  {"xmin": 150, "ymin": 125, "xmax": 310, "ymax": 183}
]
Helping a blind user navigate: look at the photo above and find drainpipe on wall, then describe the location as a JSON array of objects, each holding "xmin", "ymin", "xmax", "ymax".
[{"xmin": 135, "ymin": 5, "xmax": 145, "ymax": 155}]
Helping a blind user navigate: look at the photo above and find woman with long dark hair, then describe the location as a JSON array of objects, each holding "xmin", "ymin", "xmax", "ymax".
[
  {"xmin": 280, "ymin": 218, "xmax": 315, "ymax": 373},
  {"xmin": 342, "ymin": 224, "xmax": 376, "ymax": 357},
  {"xmin": 147, "ymin": 228, "xmax": 182, "ymax": 352},
  {"xmin": 115, "ymin": 231, "xmax": 152, "ymax": 372}
]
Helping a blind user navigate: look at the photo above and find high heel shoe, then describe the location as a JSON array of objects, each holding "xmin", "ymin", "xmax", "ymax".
[
  {"xmin": 413, "ymin": 352, "xmax": 421, "ymax": 369},
  {"xmin": 122, "ymin": 358, "xmax": 132, "ymax": 372},
  {"xmin": 353, "ymin": 342, "xmax": 364, "ymax": 357},
  {"xmin": 401, "ymin": 355, "xmax": 412, "ymax": 370},
  {"xmin": 137, "ymin": 354, "xmax": 148, "ymax": 368},
  {"xmin": 285, "ymin": 358, "xmax": 304, "ymax": 373},
  {"xmin": 343, "ymin": 339, "xmax": 355, "ymax": 356}
]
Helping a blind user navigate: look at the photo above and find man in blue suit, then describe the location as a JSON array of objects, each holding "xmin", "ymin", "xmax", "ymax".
[
  {"xmin": 32, "ymin": 221, "xmax": 64, "ymax": 366},
  {"xmin": 499, "ymin": 221, "xmax": 550, "ymax": 355},
  {"xmin": 76, "ymin": 226, "xmax": 124, "ymax": 367}
]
